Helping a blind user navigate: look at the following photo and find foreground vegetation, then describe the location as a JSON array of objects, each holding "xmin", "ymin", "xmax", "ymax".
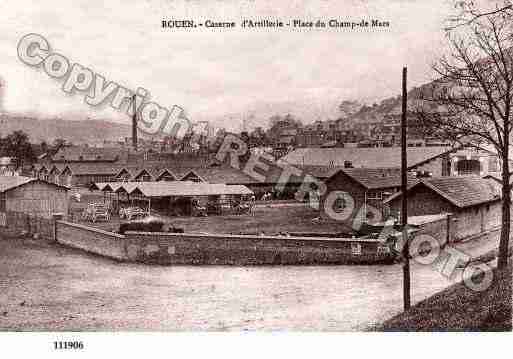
[{"xmin": 378, "ymin": 263, "xmax": 512, "ymax": 331}]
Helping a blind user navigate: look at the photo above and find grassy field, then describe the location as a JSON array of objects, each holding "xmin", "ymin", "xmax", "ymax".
[{"xmin": 377, "ymin": 263, "xmax": 512, "ymax": 331}]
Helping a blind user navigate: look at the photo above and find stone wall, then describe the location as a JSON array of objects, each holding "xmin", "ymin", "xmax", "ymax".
[
  {"xmin": 53, "ymin": 221, "xmax": 397, "ymax": 265},
  {"xmin": 55, "ymin": 221, "xmax": 127, "ymax": 261},
  {"xmin": 410, "ymin": 214, "xmax": 456, "ymax": 247},
  {"xmin": 122, "ymin": 232, "xmax": 396, "ymax": 265}
]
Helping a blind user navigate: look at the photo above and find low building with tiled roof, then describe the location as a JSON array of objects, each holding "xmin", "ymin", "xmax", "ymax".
[
  {"xmin": 320, "ymin": 168, "xmax": 418, "ymax": 226},
  {"xmin": 384, "ymin": 176, "xmax": 502, "ymax": 240},
  {"xmin": 110, "ymin": 163, "xmax": 305, "ymax": 199},
  {"xmin": 293, "ymin": 165, "xmax": 343, "ymax": 180}
]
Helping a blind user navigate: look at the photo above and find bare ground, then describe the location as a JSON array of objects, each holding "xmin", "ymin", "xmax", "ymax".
[
  {"xmin": 0, "ymin": 233, "xmax": 499, "ymax": 331},
  {"xmin": 75, "ymin": 204, "xmax": 354, "ymax": 235}
]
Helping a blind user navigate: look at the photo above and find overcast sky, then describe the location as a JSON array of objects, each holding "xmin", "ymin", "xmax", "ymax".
[{"xmin": 0, "ymin": 0, "xmax": 455, "ymax": 131}]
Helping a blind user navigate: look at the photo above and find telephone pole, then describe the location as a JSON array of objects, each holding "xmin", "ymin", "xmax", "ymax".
[{"xmin": 401, "ymin": 66, "xmax": 411, "ymax": 310}]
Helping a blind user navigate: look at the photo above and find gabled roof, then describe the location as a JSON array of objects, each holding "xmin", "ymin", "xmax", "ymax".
[
  {"xmin": 280, "ymin": 146, "xmax": 457, "ymax": 169},
  {"xmin": 155, "ymin": 169, "xmax": 178, "ymax": 181},
  {"xmin": 111, "ymin": 163, "xmax": 308, "ymax": 186},
  {"xmin": 49, "ymin": 164, "xmax": 67, "ymax": 174},
  {"xmin": 114, "ymin": 182, "xmax": 139, "ymax": 194},
  {"xmin": 0, "ymin": 176, "xmax": 69, "ymax": 193},
  {"xmin": 384, "ymin": 176, "xmax": 502, "ymax": 208},
  {"xmin": 0, "ymin": 176, "xmax": 33, "ymax": 192},
  {"xmin": 91, "ymin": 182, "xmax": 124, "ymax": 192},
  {"xmin": 327, "ymin": 168, "xmax": 418, "ymax": 190},
  {"xmin": 133, "ymin": 168, "xmax": 154, "ymax": 180},
  {"xmin": 179, "ymin": 170, "xmax": 206, "ymax": 182},
  {"xmin": 295, "ymin": 165, "xmax": 345, "ymax": 179},
  {"xmin": 183, "ymin": 167, "xmax": 255, "ymax": 185}
]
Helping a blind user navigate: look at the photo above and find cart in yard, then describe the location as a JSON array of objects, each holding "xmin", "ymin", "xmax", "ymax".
[
  {"xmin": 82, "ymin": 203, "xmax": 111, "ymax": 223},
  {"xmin": 119, "ymin": 206, "xmax": 147, "ymax": 221}
]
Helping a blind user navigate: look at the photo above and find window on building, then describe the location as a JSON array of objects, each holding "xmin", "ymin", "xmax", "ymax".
[
  {"xmin": 442, "ymin": 158, "xmax": 451, "ymax": 176},
  {"xmin": 367, "ymin": 190, "xmax": 382, "ymax": 200},
  {"xmin": 344, "ymin": 160, "xmax": 353, "ymax": 168},
  {"xmin": 457, "ymin": 159, "xmax": 481, "ymax": 175},
  {"xmin": 488, "ymin": 157, "xmax": 498, "ymax": 172}
]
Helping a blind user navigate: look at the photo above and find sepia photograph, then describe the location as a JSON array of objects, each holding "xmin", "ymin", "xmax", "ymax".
[{"xmin": 0, "ymin": 0, "xmax": 512, "ymax": 356}]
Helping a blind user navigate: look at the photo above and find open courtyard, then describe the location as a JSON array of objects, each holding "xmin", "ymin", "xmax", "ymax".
[{"xmin": 72, "ymin": 200, "xmax": 355, "ymax": 236}]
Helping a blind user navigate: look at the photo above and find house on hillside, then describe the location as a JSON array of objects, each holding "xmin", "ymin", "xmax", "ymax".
[
  {"xmin": 320, "ymin": 168, "xmax": 418, "ymax": 226},
  {"xmin": 384, "ymin": 176, "xmax": 502, "ymax": 240},
  {"xmin": 0, "ymin": 176, "xmax": 69, "ymax": 219}
]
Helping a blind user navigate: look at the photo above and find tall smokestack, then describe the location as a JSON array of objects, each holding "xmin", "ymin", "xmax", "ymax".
[{"xmin": 132, "ymin": 94, "xmax": 138, "ymax": 151}]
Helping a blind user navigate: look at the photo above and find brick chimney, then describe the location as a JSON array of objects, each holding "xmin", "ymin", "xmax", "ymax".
[{"xmin": 132, "ymin": 94, "xmax": 138, "ymax": 151}]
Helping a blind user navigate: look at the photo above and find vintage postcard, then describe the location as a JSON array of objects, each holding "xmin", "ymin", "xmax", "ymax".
[{"xmin": 0, "ymin": 0, "xmax": 511, "ymax": 356}]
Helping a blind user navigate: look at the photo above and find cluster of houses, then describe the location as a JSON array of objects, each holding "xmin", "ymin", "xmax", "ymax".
[
  {"xmin": 0, "ymin": 139, "xmax": 509, "ymax": 242},
  {"xmin": 265, "ymin": 114, "xmax": 452, "ymax": 158},
  {"xmin": 283, "ymin": 144, "xmax": 506, "ymax": 241}
]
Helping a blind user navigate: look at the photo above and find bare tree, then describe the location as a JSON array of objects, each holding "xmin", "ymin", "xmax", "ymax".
[
  {"xmin": 447, "ymin": 1, "xmax": 512, "ymax": 30},
  {"xmin": 414, "ymin": 7, "xmax": 513, "ymax": 269}
]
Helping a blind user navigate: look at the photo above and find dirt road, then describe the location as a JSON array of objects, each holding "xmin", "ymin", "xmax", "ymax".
[{"xmin": 1, "ymin": 234, "xmax": 495, "ymax": 331}]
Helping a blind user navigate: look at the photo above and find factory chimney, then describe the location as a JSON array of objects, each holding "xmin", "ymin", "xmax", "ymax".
[{"xmin": 132, "ymin": 94, "xmax": 138, "ymax": 151}]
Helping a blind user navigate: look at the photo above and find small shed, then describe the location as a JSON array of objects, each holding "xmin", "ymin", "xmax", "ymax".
[{"xmin": 0, "ymin": 176, "xmax": 69, "ymax": 218}]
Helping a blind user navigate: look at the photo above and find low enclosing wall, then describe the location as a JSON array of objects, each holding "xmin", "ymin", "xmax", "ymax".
[
  {"xmin": 412, "ymin": 215, "xmax": 456, "ymax": 247},
  {"xmin": 54, "ymin": 221, "xmax": 396, "ymax": 265},
  {"xmin": 122, "ymin": 232, "xmax": 396, "ymax": 265},
  {"xmin": 55, "ymin": 221, "xmax": 127, "ymax": 260}
]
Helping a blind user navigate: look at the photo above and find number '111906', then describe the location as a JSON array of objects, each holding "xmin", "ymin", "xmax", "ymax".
[{"xmin": 54, "ymin": 341, "xmax": 84, "ymax": 350}]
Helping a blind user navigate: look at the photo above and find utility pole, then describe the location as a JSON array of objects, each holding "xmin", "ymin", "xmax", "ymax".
[{"xmin": 401, "ymin": 66, "xmax": 411, "ymax": 310}]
